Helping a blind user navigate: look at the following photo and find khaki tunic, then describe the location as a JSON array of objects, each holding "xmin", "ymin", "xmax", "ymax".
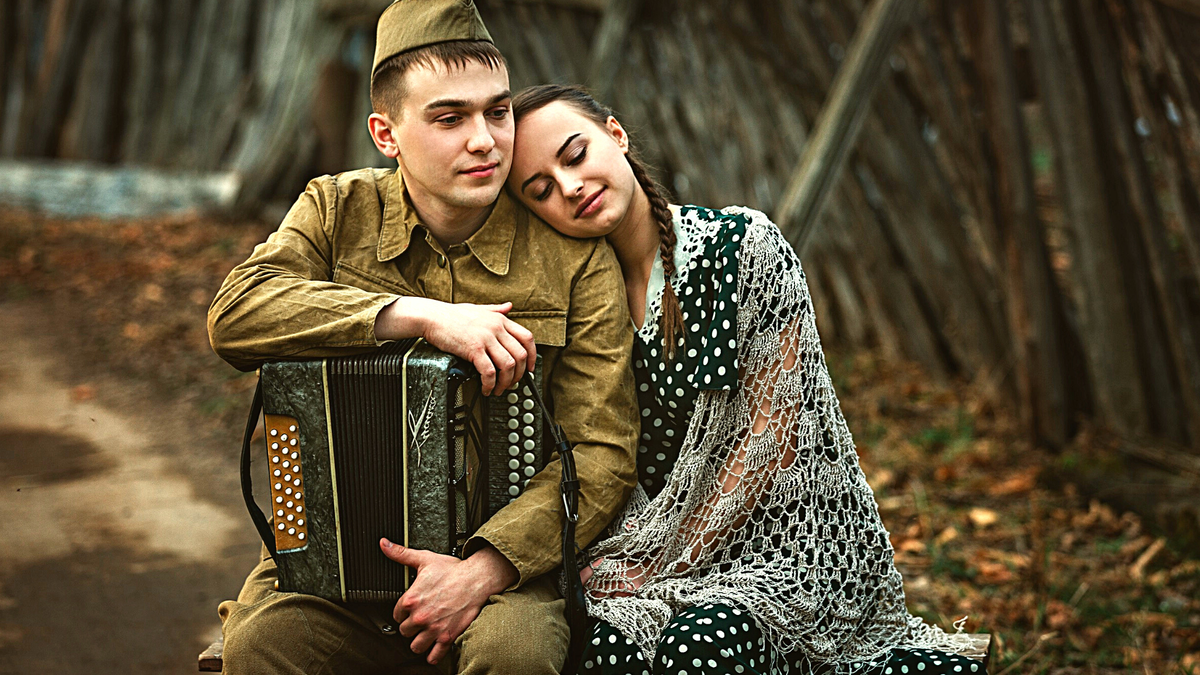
[{"xmin": 208, "ymin": 167, "xmax": 638, "ymax": 585}]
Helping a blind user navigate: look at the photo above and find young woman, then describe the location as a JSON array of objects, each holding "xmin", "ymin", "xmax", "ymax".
[{"xmin": 508, "ymin": 85, "xmax": 984, "ymax": 675}]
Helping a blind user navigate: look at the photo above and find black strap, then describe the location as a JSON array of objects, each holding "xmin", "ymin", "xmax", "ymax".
[
  {"xmin": 521, "ymin": 373, "xmax": 590, "ymax": 675},
  {"xmin": 241, "ymin": 380, "xmax": 277, "ymax": 557}
]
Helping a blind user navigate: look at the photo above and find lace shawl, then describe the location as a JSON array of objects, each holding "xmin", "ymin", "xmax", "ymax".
[{"xmin": 584, "ymin": 206, "xmax": 970, "ymax": 672}]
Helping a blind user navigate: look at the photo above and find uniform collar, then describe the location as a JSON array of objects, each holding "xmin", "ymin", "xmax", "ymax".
[{"xmin": 378, "ymin": 170, "xmax": 515, "ymax": 276}]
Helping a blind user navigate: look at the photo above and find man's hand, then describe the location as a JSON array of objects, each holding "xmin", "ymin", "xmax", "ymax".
[
  {"xmin": 380, "ymin": 538, "xmax": 518, "ymax": 665},
  {"xmin": 375, "ymin": 297, "xmax": 536, "ymax": 395}
]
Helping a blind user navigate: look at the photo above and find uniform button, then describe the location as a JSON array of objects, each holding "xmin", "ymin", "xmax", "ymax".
[{"xmin": 437, "ymin": 254, "xmax": 447, "ymax": 268}]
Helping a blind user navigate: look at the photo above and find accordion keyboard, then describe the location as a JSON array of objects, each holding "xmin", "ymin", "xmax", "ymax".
[
  {"xmin": 264, "ymin": 413, "xmax": 308, "ymax": 552},
  {"xmin": 500, "ymin": 381, "xmax": 541, "ymax": 500}
]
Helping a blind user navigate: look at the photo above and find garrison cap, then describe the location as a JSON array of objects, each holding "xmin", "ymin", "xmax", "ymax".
[{"xmin": 372, "ymin": 0, "xmax": 494, "ymax": 78}]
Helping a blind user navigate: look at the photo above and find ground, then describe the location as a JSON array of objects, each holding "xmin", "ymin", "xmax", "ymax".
[{"xmin": 0, "ymin": 210, "xmax": 1197, "ymax": 674}]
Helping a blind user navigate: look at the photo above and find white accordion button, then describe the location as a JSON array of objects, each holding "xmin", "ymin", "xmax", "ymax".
[
  {"xmin": 289, "ymin": 425, "xmax": 296, "ymax": 432},
  {"xmin": 270, "ymin": 429, "xmax": 278, "ymax": 436},
  {"xmin": 509, "ymin": 459, "xmax": 520, "ymax": 470},
  {"xmin": 298, "ymin": 533, "xmax": 306, "ymax": 540},
  {"xmin": 276, "ymin": 509, "xmax": 284, "ymax": 517},
  {"xmin": 287, "ymin": 527, "xmax": 295, "ymax": 535},
  {"xmin": 278, "ymin": 522, "xmax": 285, "ymax": 530},
  {"xmin": 297, "ymin": 519, "xmax": 304, "ymax": 526}
]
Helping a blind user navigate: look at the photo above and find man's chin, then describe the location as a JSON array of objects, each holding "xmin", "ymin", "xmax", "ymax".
[{"xmin": 448, "ymin": 180, "xmax": 505, "ymax": 209}]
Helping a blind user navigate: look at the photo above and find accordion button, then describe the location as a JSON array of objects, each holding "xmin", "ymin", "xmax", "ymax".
[
  {"xmin": 508, "ymin": 486, "xmax": 520, "ymax": 496},
  {"xmin": 524, "ymin": 466, "xmax": 536, "ymax": 477},
  {"xmin": 506, "ymin": 393, "xmax": 519, "ymax": 404},
  {"xmin": 276, "ymin": 509, "xmax": 284, "ymax": 517},
  {"xmin": 276, "ymin": 496, "xmax": 283, "ymax": 503},
  {"xmin": 271, "ymin": 443, "xmax": 279, "ymax": 450},
  {"xmin": 522, "ymin": 426, "xmax": 535, "ymax": 437},
  {"xmin": 274, "ymin": 482, "xmax": 282, "ymax": 490},
  {"xmin": 270, "ymin": 429, "xmax": 278, "ymax": 437},
  {"xmin": 507, "ymin": 419, "xmax": 519, "ymax": 430},
  {"xmin": 296, "ymin": 505, "xmax": 303, "ymax": 512},
  {"xmin": 282, "ymin": 460, "xmax": 290, "ymax": 469},
  {"xmin": 289, "ymin": 425, "xmax": 296, "ymax": 432},
  {"xmin": 281, "ymin": 434, "xmax": 288, "ymax": 441},
  {"xmin": 523, "ymin": 399, "xmax": 534, "ymax": 410},
  {"xmin": 287, "ymin": 514, "xmax": 294, "ymax": 522},
  {"xmin": 524, "ymin": 440, "xmax": 535, "ymax": 451},
  {"xmin": 294, "ymin": 479, "xmax": 301, "ymax": 487},
  {"xmin": 286, "ymin": 501, "xmax": 294, "ymax": 508},
  {"xmin": 274, "ymin": 470, "xmax": 281, "ymax": 477},
  {"xmin": 284, "ymin": 474, "xmax": 292, "ymax": 482},
  {"xmin": 508, "ymin": 433, "xmax": 519, "ymax": 443},
  {"xmin": 298, "ymin": 533, "xmax": 305, "ymax": 541},
  {"xmin": 288, "ymin": 527, "xmax": 295, "ymax": 535},
  {"xmin": 291, "ymin": 439, "xmax": 297, "ymax": 446},
  {"xmin": 272, "ymin": 456, "xmax": 279, "ymax": 464},
  {"xmin": 522, "ymin": 413, "xmax": 535, "ymax": 424},
  {"xmin": 509, "ymin": 446, "xmax": 519, "ymax": 456},
  {"xmin": 524, "ymin": 453, "xmax": 536, "ymax": 464},
  {"xmin": 508, "ymin": 406, "xmax": 520, "ymax": 416},
  {"xmin": 285, "ymin": 487, "xmax": 292, "ymax": 495},
  {"xmin": 509, "ymin": 459, "xmax": 520, "ymax": 470},
  {"xmin": 297, "ymin": 519, "xmax": 304, "ymax": 526},
  {"xmin": 291, "ymin": 452, "xmax": 298, "ymax": 460},
  {"xmin": 278, "ymin": 523, "xmax": 285, "ymax": 530},
  {"xmin": 509, "ymin": 472, "xmax": 519, "ymax": 483},
  {"xmin": 295, "ymin": 493, "xmax": 302, "ymax": 500}
]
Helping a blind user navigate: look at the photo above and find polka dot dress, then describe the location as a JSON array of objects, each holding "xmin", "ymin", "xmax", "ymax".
[
  {"xmin": 633, "ymin": 206, "xmax": 744, "ymax": 498},
  {"xmin": 579, "ymin": 604, "xmax": 987, "ymax": 675}
]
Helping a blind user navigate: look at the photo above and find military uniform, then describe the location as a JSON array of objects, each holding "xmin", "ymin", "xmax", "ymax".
[{"xmin": 209, "ymin": 168, "xmax": 638, "ymax": 673}]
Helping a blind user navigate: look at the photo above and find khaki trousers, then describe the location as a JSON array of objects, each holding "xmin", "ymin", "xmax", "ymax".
[{"xmin": 218, "ymin": 553, "xmax": 568, "ymax": 674}]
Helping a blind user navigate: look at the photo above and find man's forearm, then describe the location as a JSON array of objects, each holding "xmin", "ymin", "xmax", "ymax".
[{"xmin": 374, "ymin": 296, "xmax": 433, "ymax": 341}]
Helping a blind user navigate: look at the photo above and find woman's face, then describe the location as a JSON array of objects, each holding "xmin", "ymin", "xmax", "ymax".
[{"xmin": 508, "ymin": 101, "xmax": 638, "ymax": 239}]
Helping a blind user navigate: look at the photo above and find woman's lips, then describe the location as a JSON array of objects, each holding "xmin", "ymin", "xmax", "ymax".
[
  {"xmin": 462, "ymin": 163, "xmax": 498, "ymax": 178},
  {"xmin": 576, "ymin": 187, "xmax": 605, "ymax": 218}
]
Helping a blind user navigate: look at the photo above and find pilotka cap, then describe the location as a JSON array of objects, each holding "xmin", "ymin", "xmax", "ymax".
[{"xmin": 372, "ymin": 0, "xmax": 494, "ymax": 78}]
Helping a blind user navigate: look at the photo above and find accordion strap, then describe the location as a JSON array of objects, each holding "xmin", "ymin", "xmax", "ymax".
[
  {"xmin": 241, "ymin": 379, "xmax": 278, "ymax": 557},
  {"xmin": 521, "ymin": 373, "xmax": 590, "ymax": 675}
]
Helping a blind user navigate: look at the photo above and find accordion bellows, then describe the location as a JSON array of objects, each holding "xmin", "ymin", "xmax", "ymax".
[{"xmin": 258, "ymin": 339, "xmax": 545, "ymax": 602}]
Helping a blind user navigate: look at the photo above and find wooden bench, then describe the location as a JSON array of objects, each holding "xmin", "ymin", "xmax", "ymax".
[{"xmin": 199, "ymin": 633, "xmax": 993, "ymax": 672}]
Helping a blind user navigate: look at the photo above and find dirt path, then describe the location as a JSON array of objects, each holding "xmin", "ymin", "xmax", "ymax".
[{"xmin": 0, "ymin": 304, "xmax": 261, "ymax": 674}]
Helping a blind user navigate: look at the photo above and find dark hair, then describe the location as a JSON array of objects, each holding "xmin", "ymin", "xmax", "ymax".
[
  {"xmin": 371, "ymin": 40, "xmax": 506, "ymax": 119},
  {"xmin": 512, "ymin": 84, "xmax": 684, "ymax": 358}
]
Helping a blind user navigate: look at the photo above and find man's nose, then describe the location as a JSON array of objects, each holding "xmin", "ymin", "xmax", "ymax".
[{"xmin": 466, "ymin": 116, "xmax": 495, "ymax": 154}]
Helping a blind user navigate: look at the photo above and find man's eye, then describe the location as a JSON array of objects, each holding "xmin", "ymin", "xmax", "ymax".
[
  {"xmin": 489, "ymin": 107, "xmax": 510, "ymax": 119},
  {"xmin": 437, "ymin": 115, "xmax": 461, "ymax": 125}
]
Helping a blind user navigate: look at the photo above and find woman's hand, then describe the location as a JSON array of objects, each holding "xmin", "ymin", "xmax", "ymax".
[{"xmin": 581, "ymin": 557, "xmax": 647, "ymax": 597}]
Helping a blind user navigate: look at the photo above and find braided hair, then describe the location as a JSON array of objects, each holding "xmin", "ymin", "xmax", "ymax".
[{"xmin": 512, "ymin": 85, "xmax": 685, "ymax": 357}]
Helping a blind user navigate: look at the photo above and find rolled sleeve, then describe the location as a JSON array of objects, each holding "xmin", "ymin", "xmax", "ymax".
[{"xmin": 466, "ymin": 240, "xmax": 639, "ymax": 586}]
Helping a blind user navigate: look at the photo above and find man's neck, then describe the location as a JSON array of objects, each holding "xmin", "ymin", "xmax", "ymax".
[{"xmin": 404, "ymin": 178, "xmax": 496, "ymax": 247}]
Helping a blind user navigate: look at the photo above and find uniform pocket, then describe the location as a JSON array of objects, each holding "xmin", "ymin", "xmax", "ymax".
[
  {"xmin": 332, "ymin": 261, "xmax": 414, "ymax": 296},
  {"xmin": 507, "ymin": 310, "xmax": 567, "ymax": 347}
]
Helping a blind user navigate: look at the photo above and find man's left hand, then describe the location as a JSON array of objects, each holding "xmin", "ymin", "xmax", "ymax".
[{"xmin": 380, "ymin": 538, "xmax": 517, "ymax": 665}]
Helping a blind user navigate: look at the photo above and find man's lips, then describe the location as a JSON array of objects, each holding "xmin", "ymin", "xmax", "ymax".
[
  {"xmin": 461, "ymin": 162, "xmax": 498, "ymax": 178},
  {"xmin": 576, "ymin": 187, "xmax": 605, "ymax": 218}
]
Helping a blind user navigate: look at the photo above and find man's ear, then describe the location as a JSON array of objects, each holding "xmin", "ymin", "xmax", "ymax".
[
  {"xmin": 606, "ymin": 116, "xmax": 629, "ymax": 155},
  {"xmin": 368, "ymin": 112, "xmax": 401, "ymax": 159}
]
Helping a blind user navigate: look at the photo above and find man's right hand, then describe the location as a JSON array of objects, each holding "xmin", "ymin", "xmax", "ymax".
[{"xmin": 376, "ymin": 297, "xmax": 536, "ymax": 395}]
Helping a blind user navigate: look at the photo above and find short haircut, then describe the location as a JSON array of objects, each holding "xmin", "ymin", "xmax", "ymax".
[{"xmin": 370, "ymin": 40, "xmax": 507, "ymax": 120}]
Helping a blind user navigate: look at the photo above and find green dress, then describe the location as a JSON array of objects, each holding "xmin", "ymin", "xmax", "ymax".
[{"xmin": 580, "ymin": 206, "xmax": 986, "ymax": 675}]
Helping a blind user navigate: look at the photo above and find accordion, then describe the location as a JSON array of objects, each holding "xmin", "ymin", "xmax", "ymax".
[{"xmin": 241, "ymin": 339, "xmax": 547, "ymax": 603}]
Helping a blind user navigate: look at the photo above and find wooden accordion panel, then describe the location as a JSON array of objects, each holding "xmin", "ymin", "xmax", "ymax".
[{"xmin": 259, "ymin": 339, "xmax": 545, "ymax": 602}]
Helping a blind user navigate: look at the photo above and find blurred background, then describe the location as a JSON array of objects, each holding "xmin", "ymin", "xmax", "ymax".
[{"xmin": 1, "ymin": 0, "xmax": 1199, "ymax": 672}]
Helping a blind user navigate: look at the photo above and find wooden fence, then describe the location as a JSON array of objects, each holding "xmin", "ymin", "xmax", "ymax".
[{"xmin": 2, "ymin": 0, "xmax": 1199, "ymax": 457}]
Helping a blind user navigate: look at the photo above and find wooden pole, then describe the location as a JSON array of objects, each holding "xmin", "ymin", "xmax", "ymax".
[
  {"xmin": 586, "ymin": 0, "xmax": 641, "ymax": 102},
  {"xmin": 774, "ymin": 0, "xmax": 920, "ymax": 253}
]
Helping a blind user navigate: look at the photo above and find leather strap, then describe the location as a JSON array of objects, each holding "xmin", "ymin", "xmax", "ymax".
[{"xmin": 241, "ymin": 380, "xmax": 277, "ymax": 557}]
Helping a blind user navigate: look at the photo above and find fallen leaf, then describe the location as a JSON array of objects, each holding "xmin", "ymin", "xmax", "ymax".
[
  {"xmin": 969, "ymin": 507, "xmax": 999, "ymax": 528},
  {"xmin": 1131, "ymin": 537, "xmax": 1167, "ymax": 581},
  {"xmin": 987, "ymin": 467, "xmax": 1039, "ymax": 496},
  {"xmin": 935, "ymin": 526, "xmax": 959, "ymax": 546}
]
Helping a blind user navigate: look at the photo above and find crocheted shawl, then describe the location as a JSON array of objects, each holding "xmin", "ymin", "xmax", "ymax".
[{"xmin": 584, "ymin": 206, "xmax": 970, "ymax": 672}]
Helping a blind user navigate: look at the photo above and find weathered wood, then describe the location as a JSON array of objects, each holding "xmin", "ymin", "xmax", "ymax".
[
  {"xmin": 198, "ymin": 635, "xmax": 223, "ymax": 672},
  {"xmin": 1023, "ymin": 0, "xmax": 1151, "ymax": 435},
  {"xmin": 965, "ymin": 0, "xmax": 1071, "ymax": 446},
  {"xmin": 0, "ymin": 160, "xmax": 241, "ymax": 218},
  {"xmin": 774, "ymin": 0, "xmax": 919, "ymax": 253},
  {"xmin": 586, "ymin": 0, "xmax": 640, "ymax": 101}
]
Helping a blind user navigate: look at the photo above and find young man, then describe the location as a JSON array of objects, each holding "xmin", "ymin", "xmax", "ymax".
[{"xmin": 207, "ymin": 1, "xmax": 639, "ymax": 672}]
